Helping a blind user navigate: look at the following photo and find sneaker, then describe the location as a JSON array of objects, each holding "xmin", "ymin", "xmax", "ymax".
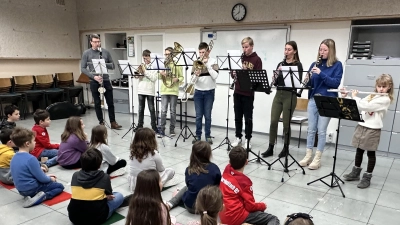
[
  {"xmin": 23, "ymin": 191, "xmax": 46, "ymax": 208},
  {"xmin": 110, "ymin": 167, "xmax": 126, "ymax": 177},
  {"xmin": 231, "ymin": 138, "xmax": 242, "ymax": 147},
  {"xmin": 192, "ymin": 137, "xmax": 200, "ymax": 144},
  {"xmin": 243, "ymin": 139, "xmax": 251, "ymax": 149},
  {"xmin": 206, "ymin": 137, "xmax": 213, "ymax": 145},
  {"xmin": 157, "ymin": 130, "xmax": 165, "ymax": 138},
  {"xmin": 170, "ymin": 130, "xmax": 176, "ymax": 137}
]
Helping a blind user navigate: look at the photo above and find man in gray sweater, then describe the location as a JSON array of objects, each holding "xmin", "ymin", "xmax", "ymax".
[{"xmin": 81, "ymin": 34, "xmax": 122, "ymax": 129}]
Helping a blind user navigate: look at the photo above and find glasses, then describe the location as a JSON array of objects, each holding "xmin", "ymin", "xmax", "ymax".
[{"xmin": 91, "ymin": 41, "xmax": 101, "ymax": 43}]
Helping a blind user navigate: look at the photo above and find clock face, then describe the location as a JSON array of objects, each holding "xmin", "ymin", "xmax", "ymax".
[{"xmin": 232, "ymin": 3, "xmax": 246, "ymax": 21}]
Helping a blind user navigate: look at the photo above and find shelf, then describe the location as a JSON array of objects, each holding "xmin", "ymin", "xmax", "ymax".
[{"xmin": 112, "ymin": 48, "xmax": 127, "ymax": 50}]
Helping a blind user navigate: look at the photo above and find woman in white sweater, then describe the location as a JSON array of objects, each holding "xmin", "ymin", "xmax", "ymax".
[{"xmin": 342, "ymin": 74, "xmax": 393, "ymax": 189}]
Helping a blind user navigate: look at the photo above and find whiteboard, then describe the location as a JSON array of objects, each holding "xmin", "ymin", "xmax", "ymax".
[{"xmin": 202, "ymin": 28, "xmax": 289, "ymax": 85}]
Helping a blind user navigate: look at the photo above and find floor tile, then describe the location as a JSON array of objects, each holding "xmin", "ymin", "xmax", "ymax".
[
  {"xmin": 327, "ymin": 182, "xmax": 381, "ymax": 204},
  {"xmin": 20, "ymin": 211, "xmax": 73, "ymax": 225},
  {"xmin": 268, "ymin": 184, "xmax": 325, "ymax": 208},
  {"xmin": 310, "ymin": 210, "xmax": 367, "ymax": 225},
  {"xmin": 376, "ymin": 190, "xmax": 400, "ymax": 210},
  {"xmin": 0, "ymin": 200, "xmax": 53, "ymax": 225},
  {"xmin": 0, "ymin": 187, "xmax": 24, "ymax": 207},
  {"xmin": 369, "ymin": 205, "xmax": 400, "ymax": 225},
  {"xmin": 262, "ymin": 197, "xmax": 313, "ymax": 221},
  {"xmin": 314, "ymin": 193, "xmax": 375, "ymax": 223}
]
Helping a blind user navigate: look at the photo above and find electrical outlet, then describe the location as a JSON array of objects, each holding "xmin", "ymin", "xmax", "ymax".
[{"xmin": 328, "ymin": 133, "xmax": 333, "ymax": 143}]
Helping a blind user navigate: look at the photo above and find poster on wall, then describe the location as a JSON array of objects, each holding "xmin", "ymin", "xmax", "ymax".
[{"xmin": 128, "ymin": 36, "xmax": 135, "ymax": 57}]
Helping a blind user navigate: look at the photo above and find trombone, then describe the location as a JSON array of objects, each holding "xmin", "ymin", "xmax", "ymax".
[{"xmin": 182, "ymin": 40, "xmax": 214, "ymax": 102}]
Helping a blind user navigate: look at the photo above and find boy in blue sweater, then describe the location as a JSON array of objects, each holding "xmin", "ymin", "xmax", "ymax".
[{"xmin": 10, "ymin": 127, "xmax": 64, "ymax": 208}]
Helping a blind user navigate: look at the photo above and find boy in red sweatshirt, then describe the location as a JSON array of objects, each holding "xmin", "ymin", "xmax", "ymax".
[
  {"xmin": 219, "ymin": 146, "xmax": 279, "ymax": 225},
  {"xmin": 31, "ymin": 109, "xmax": 59, "ymax": 168}
]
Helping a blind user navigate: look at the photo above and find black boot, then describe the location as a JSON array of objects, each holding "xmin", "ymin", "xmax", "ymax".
[
  {"xmin": 261, "ymin": 144, "xmax": 274, "ymax": 158},
  {"xmin": 278, "ymin": 145, "xmax": 289, "ymax": 158}
]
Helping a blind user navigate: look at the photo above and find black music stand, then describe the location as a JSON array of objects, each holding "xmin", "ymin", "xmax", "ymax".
[
  {"xmin": 213, "ymin": 54, "xmax": 242, "ymax": 151},
  {"xmin": 173, "ymin": 49, "xmax": 198, "ymax": 147},
  {"xmin": 117, "ymin": 62, "xmax": 142, "ymax": 140},
  {"xmin": 147, "ymin": 55, "xmax": 173, "ymax": 146},
  {"xmin": 236, "ymin": 69, "xmax": 271, "ymax": 166},
  {"xmin": 307, "ymin": 95, "xmax": 364, "ymax": 198},
  {"xmin": 268, "ymin": 67, "xmax": 306, "ymax": 182}
]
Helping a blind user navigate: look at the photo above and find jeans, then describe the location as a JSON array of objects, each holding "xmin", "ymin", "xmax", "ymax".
[
  {"xmin": 160, "ymin": 95, "xmax": 178, "ymax": 131},
  {"xmin": 194, "ymin": 89, "xmax": 215, "ymax": 138},
  {"xmin": 19, "ymin": 182, "xmax": 64, "ymax": 200},
  {"xmin": 138, "ymin": 94, "xmax": 156, "ymax": 129},
  {"xmin": 90, "ymin": 80, "xmax": 116, "ymax": 123},
  {"xmin": 39, "ymin": 149, "xmax": 58, "ymax": 167},
  {"xmin": 234, "ymin": 93, "xmax": 254, "ymax": 139},
  {"xmin": 269, "ymin": 90, "xmax": 297, "ymax": 145},
  {"xmin": 107, "ymin": 192, "xmax": 124, "ymax": 219},
  {"xmin": 306, "ymin": 98, "xmax": 331, "ymax": 151},
  {"xmin": 244, "ymin": 211, "xmax": 280, "ymax": 225}
]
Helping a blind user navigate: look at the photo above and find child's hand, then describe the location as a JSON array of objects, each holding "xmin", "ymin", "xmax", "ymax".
[
  {"xmin": 340, "ymin": 88, "xmax": 348, "ymax": 97},
  {"xmin": 352, "ymin": 89, "xmax": 359, "ymax": 98},
  {"xmin": 49, "ymin": 176, "xmax": 56, "ymax": 182},
  {"xmin": 106, "ymin": 195, "xmax": 115, "ymax": 200}
]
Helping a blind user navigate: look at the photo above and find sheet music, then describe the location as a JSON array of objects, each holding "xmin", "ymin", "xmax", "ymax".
[
  {"xmin": 281, "ymin": 66, "xmax": 301, "ymax": 88},
  {"xmin": 184, "ymin": 48, "xmax": 196, "ymax": 66},
  {"xmin": 227, "ymin": 50, "xmax": 242, "ymax": 69},
  {"xmin": 91, "ymin": 59, "xmax": 107, "ymax": 74},
  {"xmin": 150, "ymin": 53, "xmax": 166, "ymax": 70},
  {"xmin": 118, "ymin": 60, "xmax": 131, "ymax": 75}
]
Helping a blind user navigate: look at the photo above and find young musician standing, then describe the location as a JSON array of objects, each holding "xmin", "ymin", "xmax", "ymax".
[
  {"xmin": 231, "ymin": 37, "xmax": 262, "ymax": 149},
  {"xmin": 81, "ymin": 34, "xmax": 122, "ymax": 129},
  {"xmin": 299, "ymin": 39, "xmax": 343, "ymax": 170},
  {"xmin": 262, "ymin": 41, "xmax": 303, "ymax": 158},
  {"xmin": 192, "ymin": 42, "xmax": 219, "ymax": 144},
  {"xmin": 342, "ymin": 74, "xmax": 393, "ymax": 188},
  {"xmin": 158, "ymin": 47, "xmax": 183, "ymax": 137},
  {"xmin": 134, "ymin": 49, "xmax": 158, "ymax": 132}
]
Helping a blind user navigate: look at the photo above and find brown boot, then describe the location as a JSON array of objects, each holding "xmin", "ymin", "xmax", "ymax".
[{"xmin": 111, "ymin": 121, "xmax": 122, "ymax": 129}]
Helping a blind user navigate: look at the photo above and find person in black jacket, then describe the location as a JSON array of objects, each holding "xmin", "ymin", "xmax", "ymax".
[
  {"xmin": 68, "ymin": 147, "xmax": 124, "ymax": 225},
  {"xmin": 262, "ymin": 41, "xmax": 303, "ymax": 158},
  {"xmin": 0, "ymin": 105, "xmax": 19, "ymax": 131}
]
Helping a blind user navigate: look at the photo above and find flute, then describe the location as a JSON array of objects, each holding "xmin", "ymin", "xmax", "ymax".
[{"xmin": 328, "ymin": 89, "xmax": 388, "ymax": 96}]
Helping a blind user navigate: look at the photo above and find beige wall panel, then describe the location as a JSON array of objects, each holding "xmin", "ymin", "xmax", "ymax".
[
  {"xmin": 0, "ymin": 0, "xmax": 80, "ymax": 59},
  {"xmin": 78, "ymin": 0, "xmax": 400, "ymax": 31}
]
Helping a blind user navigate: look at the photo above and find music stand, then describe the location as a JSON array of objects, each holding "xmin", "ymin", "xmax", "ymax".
[
  {"xmin": 117, "ymin": 61, "xmax": 142, "ymax": 140},
  {"xmin": 213, "ymin": 53, "xmax": 242, "ymax": 151},
  {"xmin": 147, "ymin": 54, "xmax": 173, "ymax": 145},
  {"xmin": 235, "ymin": 69, "xmax": 271, "ymax": 166},
  {"xmin": 87, "ymin": 61, "xmax": 119, "ymax": 135},
  {"xmin": 307, "ymin": 95, "xmax": 364, "ymax": 198},
  {"xmin": 268, "ymin": 67, "xmax": 306, "ymax": 182},
  {"xmin": 173, "ymin": 49, "xmax": 198, "ymax": 147}
]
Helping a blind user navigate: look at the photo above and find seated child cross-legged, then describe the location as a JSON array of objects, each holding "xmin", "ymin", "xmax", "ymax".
[
  {"xmin": 0, "ymin": 129, "xmax": 17, "ymax": 184},
  {"xmin": 31, "ymin": 109, "xmax": 60, "ymax": 168},
  {"xmin": 68, "ymin": 147, "xmax": 124, "ymax": 225},
  {"xmin": 90, "ymin": 125, "xmax": 127, "ymax": 176},
  {"xmin": 10, "ymin": 127, "xmax": 64, "ymax": 208},
  {"xmin": 166, "ymin": 141, "xmax": 221, "ymax": 213},
  {"xmin": 128, "ymin": 127, "xmax": 175, "ymax": 192},
  {"xmin": 0, "ymin": 105, "xmax": 20, "ymax": 130},
  {"xmin": 57, "ymin": 117, "xmax": 89, "ymax": 169},
  {"xmin": 219, "ymin": 146, "xmax": 280, "ymax": 225},
  {"xmin": 125, "ymin": 169, "xmax": 176, "ymax": 225}
]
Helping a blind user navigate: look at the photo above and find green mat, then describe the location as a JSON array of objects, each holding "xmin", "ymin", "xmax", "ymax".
[{"xmin": 102, "ymin": 212, "xmax": 125, "ymax": 225}]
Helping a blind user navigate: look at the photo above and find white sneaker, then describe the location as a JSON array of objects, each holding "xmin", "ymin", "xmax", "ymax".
[
  {"xmin": 231, "ymin": 138, "xmax": 242, "ymax": 147},
  {"xmin": 110, "ymin": 167, "xmax": 126, "ymax": 177},
  {"xmin": 23, "ymin": 191, "xmax": 46, "ymax": 208},
  {"xmin": 244, "ymin": 139, "xmax": 252, "ymax": 149}
]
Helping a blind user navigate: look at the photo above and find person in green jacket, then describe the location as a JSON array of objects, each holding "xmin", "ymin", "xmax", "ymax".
[{"xmin": 158, "ymin": 47, "xmax": 183, "ymax": 137}]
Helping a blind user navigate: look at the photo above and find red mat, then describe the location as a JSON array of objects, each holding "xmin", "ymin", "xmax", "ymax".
[
  {"xmin": 43, "ymin": 191, "xmax": 71, "ymax": 206},
  {"xmin": 0, "ymin": 182, "xmax": 15, "ymax": 190}
]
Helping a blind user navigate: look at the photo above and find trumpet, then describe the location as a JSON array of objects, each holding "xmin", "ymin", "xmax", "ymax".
[
  {"xmin": 297, "ymin": 55, "xmax": 321, "ymax": 97},
  {"xmin": 135, "ymin": 63, "xmax": 146, "ymax": 76},
  {"xmin": 162, "ymin": 42, "xmax": 183, "ymax": 88},
  {"xmin": 182, "ymin": 40, "xmax": 214, "ymax": 102},
  {"xmin": 327, "ymin": 89, "xmax": 388, "ymax": 96}
]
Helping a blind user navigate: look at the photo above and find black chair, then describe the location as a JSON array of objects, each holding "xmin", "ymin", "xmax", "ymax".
[
  {"xmin": 13, "ymin": 75, "xmax": 45, "ymax": 119},
  {"xmin": 35, "ymin": 74, "xmax": 64, "ymax": 107},
  {"xmin": 55, "ymin": 73, "xmax": 84, "ymax": 104},
  {"xmin": 0, "ymin": 78, "xmax": 23, "ymax": 118}
]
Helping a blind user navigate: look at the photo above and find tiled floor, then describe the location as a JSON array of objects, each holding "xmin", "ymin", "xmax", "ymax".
[{"xmin": 1, "ymin": 109, "xmax": 400, "ymax": 225}]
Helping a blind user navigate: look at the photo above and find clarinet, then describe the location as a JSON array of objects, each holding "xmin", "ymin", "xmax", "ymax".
[
  {"xmin": 229, "ymin": 53, "xmax": 244, "ymax": 90},
  {"xmin": 296, "ymin": 55, "xmax": 321, "ymax": 97}
]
